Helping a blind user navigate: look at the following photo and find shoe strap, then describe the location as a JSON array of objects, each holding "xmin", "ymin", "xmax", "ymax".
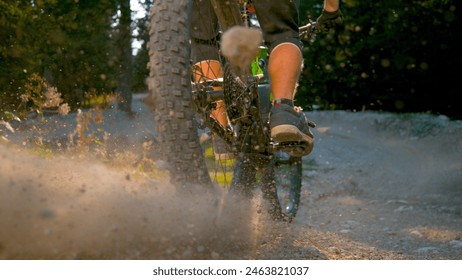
[{"xmin": 272, "ymin": 98, "xmax": 294, "ymax": 107}]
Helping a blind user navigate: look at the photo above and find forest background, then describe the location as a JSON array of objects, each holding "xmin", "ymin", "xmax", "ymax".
[{"xmin": 1, "ymin": 0, "xmax": 460, "ymax": 121}]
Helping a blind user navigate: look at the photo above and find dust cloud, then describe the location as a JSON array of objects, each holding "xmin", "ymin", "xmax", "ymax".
[
  {"xmin": 2, "ymin": 95, "xmax": 462, "ymax": 260},
  {"xmin": 0, "ymin": 143, "xmax": 269, "ymax": 260}
]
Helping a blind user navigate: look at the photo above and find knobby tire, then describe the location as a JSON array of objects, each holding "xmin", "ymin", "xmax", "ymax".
[{"xmin": 147, "ymin": 0, "xmax": 212, "ymax": 189}]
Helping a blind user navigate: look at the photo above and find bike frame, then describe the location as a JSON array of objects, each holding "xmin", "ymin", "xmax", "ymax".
[
  {"xmin": 192, "ymin": 0, "xmax": 317, "ymax": 159},
  {"xmin": 147, "ymin": 0, "xmax": 317, "ymax": 221}
]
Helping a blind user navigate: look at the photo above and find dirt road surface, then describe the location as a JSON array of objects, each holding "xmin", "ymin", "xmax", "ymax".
[{"xmin": 1, "ymin": 95, "xmax": 461, "ymax": 260}]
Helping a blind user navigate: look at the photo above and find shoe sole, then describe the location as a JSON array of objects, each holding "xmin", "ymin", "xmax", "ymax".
[
  {"xmin": 271, "ymin": 125, "xmax": 312, "ymax": 143},
  {"xmin": 271, "ymin": 125, "xmax": 314, "ymax": 157}
]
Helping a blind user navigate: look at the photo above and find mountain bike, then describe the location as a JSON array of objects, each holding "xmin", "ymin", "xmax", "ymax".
[{"xmin": 147, "ymin": 0, "xmax": 317, "ymax": 222}]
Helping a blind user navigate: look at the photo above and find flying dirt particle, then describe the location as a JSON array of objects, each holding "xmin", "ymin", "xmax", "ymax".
[
  {"xmin": 40, "ymin": 208, "xmax": 56, "ymax": 219},
  {"xmin": 317, "ymin": 127, "xmax": 331, "ymax": 134},
  {"xmin": 221, "ymin": 26, "xmax": 262, "ymax": 69}
]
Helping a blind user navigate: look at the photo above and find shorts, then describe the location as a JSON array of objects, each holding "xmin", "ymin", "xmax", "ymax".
[{"xmin": 191, "ymin": 0, "xmax": 302, "ymax": 62}]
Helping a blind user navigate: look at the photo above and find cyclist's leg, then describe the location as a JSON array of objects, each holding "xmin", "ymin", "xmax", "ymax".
[
  {"xmin": 191, "ymin": 0, "xmax": 233, "ymax": 160},
  {"xmin": 253, "ymin": 0, "xmax": 302, "ymax": 100},
  {"xmin": 254, "ymin": 0, "xmax": 314, "ymax": 157}
]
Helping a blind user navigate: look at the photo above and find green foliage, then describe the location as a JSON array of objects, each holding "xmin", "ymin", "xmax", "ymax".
[
  {"xmin": 298, "ymin": 0, "xmax": 460, "ymax": 119},
  {"xmin": 81, "ymin": 90, "xmax": 116, "ymax": 109},
  {"xmin": 1, "ymin": 0, "xmax": 461, "ymax": 121},
  {"xmin": 0, "ymin": 0, "xmax": 41, "ymax": 114},
  {"xmin": 35, "ymin": 0, "xmax": 119, "ymax": 106},
  {"xmin": 0, "ymin": 0, "xmax": 119, "ymax": 118}
]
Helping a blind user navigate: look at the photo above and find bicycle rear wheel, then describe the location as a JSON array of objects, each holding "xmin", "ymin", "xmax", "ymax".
[
  {"xmin": 239, "ymin": 150, "xmax": 302, "ymax": 222},
  {"xmin": 272, "ymin": 152, "xmax": 303, "ymax": 221}
]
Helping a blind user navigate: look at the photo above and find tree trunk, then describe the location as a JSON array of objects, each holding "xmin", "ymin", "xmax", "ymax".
[{"xmin": 117, "ymin": 0, "xmax": 133, "ymax": 112}]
